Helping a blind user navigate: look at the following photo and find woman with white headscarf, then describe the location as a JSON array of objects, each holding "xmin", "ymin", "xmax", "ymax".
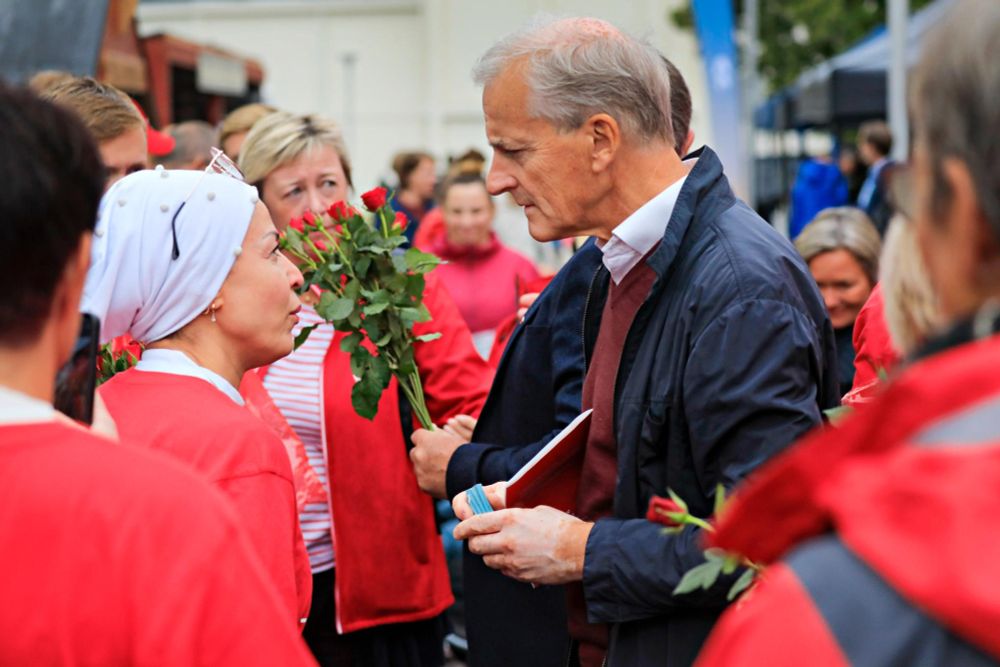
[{"xmin": 84, "ymin": 167, "xmax": 313, "ymax": 629}]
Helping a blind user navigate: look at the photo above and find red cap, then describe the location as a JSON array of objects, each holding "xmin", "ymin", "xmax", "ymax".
[{"xmin": 130, "ymin": 98, "xmax": 175, "ymax": 157}]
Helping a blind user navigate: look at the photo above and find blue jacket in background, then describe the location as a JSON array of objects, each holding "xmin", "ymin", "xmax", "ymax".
[
  {"xmin": 583, "ymin": 147, "xmax": 839, "ymax": 666},
  {"xmin": 789, "ymin": 158, "xmax": 848, "ymax": 239},
  {"xmin": 446, "ymin": 239, "xmax": 602, "ymax": 667}
]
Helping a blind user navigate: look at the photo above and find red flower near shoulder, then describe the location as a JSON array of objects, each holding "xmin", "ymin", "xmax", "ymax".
[
  {"xmin": 393, "ymin": 211, "xmax": 408, "ymax": 230},
  {"xmin": 646, "ymin": 496, "xmax": 685, "ymax": 528},
  {"xmin": 361, "ymin": 187, "xmax": 388, "ymax": 212},
  {"xmin": 328, "ymin": 200, "xmax": 359, "ymax": 221},
  {"xmin": 288, "ymin": 216, "xmax": 305, "ymax": 233}
]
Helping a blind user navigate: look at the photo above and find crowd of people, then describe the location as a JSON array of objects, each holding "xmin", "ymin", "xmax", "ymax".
[{"xmin": 2, "ymin": 0, "xmax": 999, "ymax": 665}]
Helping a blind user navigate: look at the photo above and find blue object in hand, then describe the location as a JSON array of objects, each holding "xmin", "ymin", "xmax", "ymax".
[{"xmin": 466, "ymin": 483, "xmax": 494, "ymax": 515}]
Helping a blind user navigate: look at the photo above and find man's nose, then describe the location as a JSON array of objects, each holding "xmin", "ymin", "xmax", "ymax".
[{"xmin": 486, "ymin": 160, "xmax": 516, "ymax": 196}]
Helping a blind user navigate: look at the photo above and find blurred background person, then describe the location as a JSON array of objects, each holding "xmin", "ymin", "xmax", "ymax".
[
  {"xmin": 430, "ymin": 172, "xmax": 539, "ymax": 357},
  {"xmin": 220, "ymin": 102, "xmax": 277, "ymax": 162},
  {"xmin": 239, "ymin": 110, "xmax": 493, "ymax": 667},
  {"xmin": 40, "ymin": 76, "xmax": 149, "ymax": 190},
  {"xmin": 838, "ymin": 145, "xmax": 865, "ymax": 205},
  {"xmin": 413, "ymin": 148, "xmax": 487, "ymax": 251},
  {"xmin": 159, "ymin": 120, "xmax": 217, "ymax": 169},
  {"xmin": 856, "ymin": 120, "xmax": 895, "ymax": 235},
  {"xmin": 390, "ymin": 150, "xmax": 437, "ymax": 245},
  {"xmin": 85, "ymin": 168, "xmax": 312, "ymax": 629},
  {"xmin": 789, "ymin": 155, "xmax": 848, "ymax": 240},
  {"xmin": 795, "ymin": 207, "xmax": 881, "ymax": 396}
]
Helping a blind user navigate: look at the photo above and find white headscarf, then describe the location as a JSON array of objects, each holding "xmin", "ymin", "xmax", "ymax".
[{"xmin": 82, "ymin": 168, "xmax": 259, "ymax": 345}]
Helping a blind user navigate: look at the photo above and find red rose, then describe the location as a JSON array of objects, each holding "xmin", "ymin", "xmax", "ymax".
[
  {"xmin": 288, "ymin": 216, "xmax": 305, "ymax": 233},
  {"xmin": 327, "ymin": 200, "xmax": 358, "ymax": 221},
  {"xmin": 646, "ymin": 496, "xmax": 685, "ymax": 528},
  {"xmin": 360, "ymin": 187, "xmax": 388, "ymax": 212},
  {"xmin": 303, "ymin": 210, "xmax": 321, "ymax": 229},
  {"xmin": 393, "ymin": 211, "xmax": 408, "ymax": 230},
  {"xmin": 314, "ymin": 239, "xmax": 328, "ymax": 252}
]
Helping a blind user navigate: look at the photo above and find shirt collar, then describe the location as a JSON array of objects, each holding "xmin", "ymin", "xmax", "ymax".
[
  {"xmin": 136, "ymin": 348, "xmax": 245, "ymax": 405},
  {"xmin": 0, "ymin": 385, "xmax": 56, "ymax": 425},
  {"xmin": 597, "ymin": 171, "xmax": 689, "ymax": 284}
]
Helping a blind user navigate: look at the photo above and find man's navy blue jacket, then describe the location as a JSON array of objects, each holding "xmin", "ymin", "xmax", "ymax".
[
  {"xmin": 449, "ymin": 147, "xmax": 839, "ymax": 667},
  {"xmin": 446, "ymin": 239, "xmax": 602, "ymax": 667}
]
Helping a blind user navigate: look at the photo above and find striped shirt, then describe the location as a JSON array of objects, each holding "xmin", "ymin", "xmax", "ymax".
[{"xmin": 263, "ymin": 305, "xmax": 336, "ymax": 573}]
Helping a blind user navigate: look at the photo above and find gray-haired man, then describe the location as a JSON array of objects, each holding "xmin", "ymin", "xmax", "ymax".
[{"xmin": 452, "ymin": 17, "xmax": 839, "ymax": 667}]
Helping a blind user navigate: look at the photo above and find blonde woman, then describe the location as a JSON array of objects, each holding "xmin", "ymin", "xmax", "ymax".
[
  {"xmin": 795, "ymin": 207, "xmax": 882, "ymax": 395},
  {"xmin": 240, "ymin": 111, "xmax": 492, "ymax": 667}
]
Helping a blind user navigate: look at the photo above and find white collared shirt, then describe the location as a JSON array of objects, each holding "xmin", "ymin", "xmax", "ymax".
[
  {"xmin": 0, "ymin": 385, "xmax": 56, "ymax": 425},
  {"xmin": 598, "ymin": 172, "xmax": 689, "ymax": 284},
  {"xmin": 136, "ymin": 348, "xmax": 245, "ymax": 405}
]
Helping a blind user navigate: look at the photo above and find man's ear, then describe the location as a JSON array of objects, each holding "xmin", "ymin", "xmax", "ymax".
[{"xmin": 585, "ymin": 113, "xmax": 620, "ymax": 174}]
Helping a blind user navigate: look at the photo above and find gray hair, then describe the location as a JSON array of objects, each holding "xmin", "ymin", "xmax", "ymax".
[
  {"xmin": 794, "ymin": 207, "xmax": 882, "ymax": 286},
  {"xmin": 880, "ymin": 215, "xmax": 940, "ymax": 354},
  {"xmin": 473, "ymin": 16, "xmax": 674, "ymax": 145},
  {"xmin": 911, "ymin": 0, "xmax": 1000, "ymax": 238}
]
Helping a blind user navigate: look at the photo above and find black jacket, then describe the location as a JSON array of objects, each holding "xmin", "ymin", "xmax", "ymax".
[
  {"xmin": 447, "ymin": 241, "xmax": 603, "ymax": 667},
  {"xmin": 581, "ymin": 147, "xmax": 839, "ymax": 666}
]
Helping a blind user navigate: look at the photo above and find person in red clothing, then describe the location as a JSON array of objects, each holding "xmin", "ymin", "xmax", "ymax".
[
  {"xmin": 431, "ymin": 172, "xmax": 540, "ymax": 356},
  {"xmin": 0, "ymin": 84, "xmax": 315, "ymax": 666},
  {"xmin": 697, "ymin": 3, "xmax": 1000, "ymax": 663},
  {"xmin": 83, "ymin": 166, "xmax": 312, "ymax": 629},
  {"xmin": 239, "ymin": 110, "xmax": 493, "ymax": 667}
]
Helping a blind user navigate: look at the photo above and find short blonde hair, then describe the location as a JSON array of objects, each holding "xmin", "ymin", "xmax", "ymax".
[
  {"xmin": 880, "ymin": 215, "xmax": 940, "ymax": 355},
  {"xmin": 795, "ymin": 207, "xmax": 882, "ymax": 286},
  {"xmin": 219, "ymin": 103, "xmax": 276, "ymax": 151},
  {"xmin": 40, "ymin": 76, "xmax": 143, "ymax": 144},
  {"xmin": 238, "ymin": 111, "xmax": 353, "ymax": 190}
]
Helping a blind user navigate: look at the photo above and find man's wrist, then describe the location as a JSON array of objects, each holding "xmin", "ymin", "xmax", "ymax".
[{"xmin": 558, "ymin": 520, "xmax": 594, "ymax": 581}]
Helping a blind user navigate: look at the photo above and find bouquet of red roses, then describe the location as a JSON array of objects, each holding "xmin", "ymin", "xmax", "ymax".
[{"xmin": 280, "ymin": 187, "xmax": 442, "ymax": 430}]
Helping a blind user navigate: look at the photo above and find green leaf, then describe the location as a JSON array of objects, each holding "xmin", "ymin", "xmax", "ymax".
[
  {"xmin": 673, "ymin": 558, "xmax": 724, "ymax": 596},
  {"xmin": 667, "ymin": 488, "xmax": 689, "ymax": 514},
  {"xmin": 713, "ymin": 483, "xmax": 727, "ymax": 517},
  {"xmin": 721, "ymin": 554, "xmax": 741, "ymax": 576},
  {"xmin": 355, "ymin": 256, "xmax": 372, "ymax": 277},
  {"xmin": 316, "ymin": 293, "xmax": 355, "ymax": 322},
  {"xmin": 413, "ymin": 332, "xmax": 442, "ymax": 343},
  {"xmin": 374, "ymin": 331, "xmax": 393, "ymax": 347},
  {"xmin": 404, "ymin": 247, "xmax": 441, "ymax": 273},
  {"xmin": 824, "ymin": 405, "xmax": 853, "ymax": 423},
  {"xmin": 339, "ymin": 332, "xmax": 364, "ymax": 353},
  {"xmin": 363, "ymin": 301, "xmax": 390, "ymax": 315},
  {"xmin": 294, "ymin": 324, "xmax": 319, "ymax": 350},
  {"xmin": 351, "ymin": 378, "xmax": 380, "ymax": 420},
  {"xmin": 727, "ymin": 568, "xmax": 756, "ymax": 601}
]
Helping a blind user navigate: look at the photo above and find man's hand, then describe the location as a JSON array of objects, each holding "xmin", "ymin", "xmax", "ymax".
[
  {"xmin": 409, "ymin": 427, "xmax": 465, "ymax": 499},
  {"xmin": 453, "ymin": 486, "xmax": 593, "ymax": 586},
  {"xmin": 443, "ymin": 414, "xmax": 477, "ymax": 441}
]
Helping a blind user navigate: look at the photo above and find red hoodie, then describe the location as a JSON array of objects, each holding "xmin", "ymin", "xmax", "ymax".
[{"xmin": 697, "ymin": 332, "xmax": 1000, "ymax": 665}]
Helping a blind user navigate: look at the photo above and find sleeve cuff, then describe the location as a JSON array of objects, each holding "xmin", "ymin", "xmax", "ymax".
[{"xmin": 445, "ymin": 441, "xmax": 495, "ymax": 500}]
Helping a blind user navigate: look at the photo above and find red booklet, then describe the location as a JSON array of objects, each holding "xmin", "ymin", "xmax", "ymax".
[{"xmin": 505, "ymin": 409, "xmax": 593, "ymax": 513}]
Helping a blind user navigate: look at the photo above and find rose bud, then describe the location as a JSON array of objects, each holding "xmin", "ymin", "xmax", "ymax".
[
  {"xmin": 394, "ymin": 211, "xmax": 408, "ymax": 231},
  {"xmin": 646, "ymin": 495, "xmax": 686, "ymax": 528},
  {"xmin": 288, "ymin": 217, "xmax": 305, "ymax": 233},
  {"xmin": 314, "ymin": 239, "xmax": 328, "ymax": 252},
  {"xmin": 303, "ymin": 210, "xmax": 322, "ymax": 229},
  {"xmin": 361, "ymin": 186, "xmax": 388, "ymax": 212},
  {"xmin": 327, "ymin": 200, "xmax": 359, "ymax": 221}
]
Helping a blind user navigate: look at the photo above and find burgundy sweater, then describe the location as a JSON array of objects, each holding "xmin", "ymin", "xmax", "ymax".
[{"xmin": 569, "ymin": 258, "xmax": 658, "ymax": 667}]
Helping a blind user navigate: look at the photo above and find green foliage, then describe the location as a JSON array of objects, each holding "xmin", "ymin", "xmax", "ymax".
[
  {"xmin": 670, "ymin": 0, "xmax": 935, "ymax": 93},
  {"xmin": 97, "ymin": 344, "xmax": 138, "ymax": 386},
  {"xmin": 282, "ymin": 199, "xmax": 442, "ymax": 429}
]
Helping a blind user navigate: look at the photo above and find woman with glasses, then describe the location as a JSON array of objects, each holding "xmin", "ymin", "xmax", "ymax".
[
  {"xmin": 238, "ymin": 111, "xmax": 493, "ymax": 667},
  {"xmin": 84, "ymin": 167, "xmax": 313, "ymax": 629}
]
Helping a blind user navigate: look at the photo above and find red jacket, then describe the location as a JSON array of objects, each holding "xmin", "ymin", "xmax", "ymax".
[
  {"xmin": 0, "ymin": 421, "xmax": 316, "ymax": 666},
  {"xmin": 255, "ymin": 273, "xmax": 493, "ymax": 633},
  {"xmin": 842, "ymin": 284, "xmax": 902, "ymax": 407},
  {"xmin": 697, "ymin": 332, "xmax": 1000, "ymax": 665},
  {"xmin": 101, "ymin": 371, "xmax": 313, "ymax": 629}
]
